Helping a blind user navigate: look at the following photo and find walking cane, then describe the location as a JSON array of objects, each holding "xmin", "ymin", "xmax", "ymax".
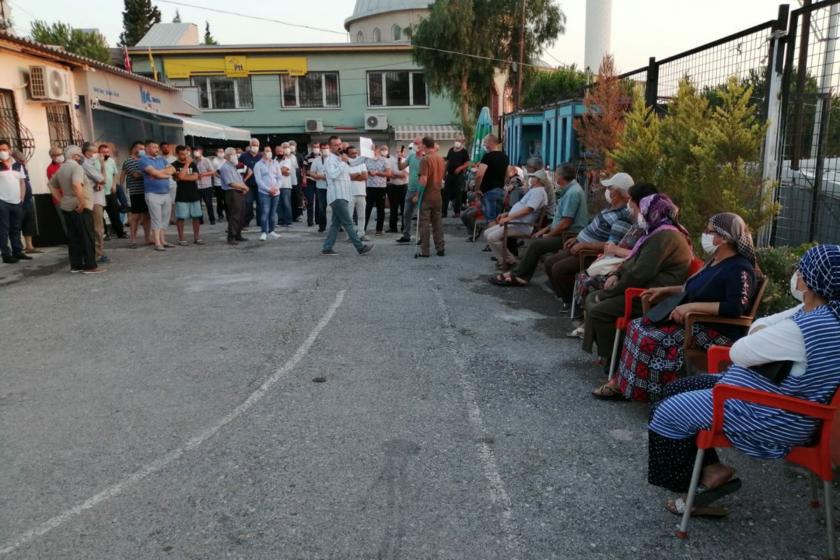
[{"xmin": 413, "ymin": 190, "xmax": 424, "ymax": 259}]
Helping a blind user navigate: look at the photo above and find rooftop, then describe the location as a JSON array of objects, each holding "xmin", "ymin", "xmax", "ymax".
[
  {"xmin": 136, "ymin": 23, "xmax": 199, "ymax": 47},
  {"xmin": 345, "ymin": 0, "xmax": 432, "ymax": 29}
]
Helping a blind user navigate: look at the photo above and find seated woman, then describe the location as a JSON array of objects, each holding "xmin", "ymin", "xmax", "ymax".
[
  {"xmin": 648, "ymin": 244, "xmax": 840, "ymax": 516},
  {"xmin": 594, "ymin": 213, "xmax": 758, "ymax": 402},
  {"xmin": 583, "ymin": 190, "xmax": 693, "ymax": 376}
]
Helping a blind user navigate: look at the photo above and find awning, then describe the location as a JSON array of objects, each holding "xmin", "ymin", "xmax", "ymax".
[
  {"xmin": 393, "ymin": 124, "xmax": 462, "ymax": 142},
  {"xmin": 95, "ymin": 100, "xmax": 251, "ymax": 142}
]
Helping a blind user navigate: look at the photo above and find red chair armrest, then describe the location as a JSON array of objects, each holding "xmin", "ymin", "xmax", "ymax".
[
  {"xmin": 618, "ymin": 288, "xmax": 646, "ymax": 326},
  {"xmin": 707, "ymin": 345, "xmax": 731, "ymax": 374}
]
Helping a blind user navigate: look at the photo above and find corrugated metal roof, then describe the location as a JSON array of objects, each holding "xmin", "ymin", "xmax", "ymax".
[
  {"xmin": 0, "ymin": 32, "xmax": 177, "ymax": 92},
  {"xmin": 136, "ymin": 23, "xmax": 199, "ymax": 47}
]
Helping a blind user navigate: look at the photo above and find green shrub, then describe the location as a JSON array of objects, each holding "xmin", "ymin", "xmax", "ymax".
[{"xmin": 755, "ymin": 244, "xmax": 815, "ymax": 316}]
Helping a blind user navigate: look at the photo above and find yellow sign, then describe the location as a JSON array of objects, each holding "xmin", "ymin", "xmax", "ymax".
[{"xmin": 163, "ymin": 56, "xmax": 308, "ymax": 79}]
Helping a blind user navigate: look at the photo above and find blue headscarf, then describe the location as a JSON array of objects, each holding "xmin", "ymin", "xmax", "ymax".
[{"xmin": 798, "ymin": 244, "xmax": 840, "ymax": 319}]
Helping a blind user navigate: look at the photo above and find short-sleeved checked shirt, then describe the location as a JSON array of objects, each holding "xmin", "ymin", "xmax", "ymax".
[{"xmin": 576, "ymin": 205, "xmax": 632, "ymax": 244}]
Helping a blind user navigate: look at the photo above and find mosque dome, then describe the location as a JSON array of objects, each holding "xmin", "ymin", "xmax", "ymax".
[{"xmin": 345, "ymin": 0, "xmax": 432, "ymax": 42}]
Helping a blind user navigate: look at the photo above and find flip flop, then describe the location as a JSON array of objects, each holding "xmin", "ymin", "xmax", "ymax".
[
  {"xmin": 591, "ymin": 384, "xmax": 626, "ymax": 401},
  {"xmin": 693, "ymin": 478, "xmax": 742, "ymax": 508},
  {"xmin": 489, "ymin": 274, "xmax": 527, "ymax": 287},
  {"xmin": 666, "ymin": 498, "xmax": 729, "ymax": 518}
]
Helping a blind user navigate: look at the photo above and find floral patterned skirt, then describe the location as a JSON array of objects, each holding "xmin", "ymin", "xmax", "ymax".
[{"xmin": 616, "ymin": 318, "xmax": 731, "ymax": 403}]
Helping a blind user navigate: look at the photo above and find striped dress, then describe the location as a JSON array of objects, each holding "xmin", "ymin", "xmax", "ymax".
[{"xmin": 649, "ymin": 305, "xmax": 840, "ymax": 459}]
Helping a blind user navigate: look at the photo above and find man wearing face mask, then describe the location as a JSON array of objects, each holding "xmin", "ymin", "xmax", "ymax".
[
  {"xmin": 119, "ymin": 141, "xmax": 150, "ymax": 248},
  {"xmin": 345, "ymin": 144, "xmax": 369, "ymax": 240},
  {"xmin": 254, "ymin": 146, "xmax": 282, "ymax": 241},
  {"xmin": 0, "ymin": 140, "xmax": 27, "ymax": 264},
  {"xmin": 473, "ymin": 134, "xmax": 509, "ymax": 224},
  {"xmin": 99, "ymin": 144, "xmax": 125, "ymax": 241},
  {"xmin": 140, "ymin": 140, "xmax": 177, "ymax": 252},
  {"xmin": 288, "ymin": 140, "xmax": 305, "ymax": 223},
  {"xmin": 395, "ymin": 137, "xmax": 425, "ymax": 244},
  {"xmin": 386, "ymin": 145, "xmax": 408, "ymax": 233},
  {"xmin": 307, "ymin": 143, "xmax": 329, "ymax": 232},
  {"xmin": 321, "ymin": 136, "xmax": 373, "ymax": 256},
  {"xmin": 302, "ymin": 144, "xmax": 319, "ymax": 228},
  {"xmin": 443, "ymin": 137, "xmax": 470, "ymax": 218},
  {"xmin": 239, "ymin": 138, "xmax": 262, "ymax": 230},
  {"xmin": 49, "ymin": 145, "xmax": 103, "ymax": 273},
  {"xmin": 364, "ymin": 144, "xmax": 391, "ymax": 236},
  {"xmin": 193, "ymin": 147, "xmax": 217, "ymax": 225},
  {"xmin": 47, "ymin": 146, "xmax": 67, "ymax": 235},
  {"xmin": 544, "ymin": 172, "xmax": 634, "ymax": 307},
  {"xmin": 219, "ymin": 147, "xmax": 250, "ymax": 244},
  {"xmin": 160, "ymin": 142, "xmax": 178, "ymax": 225},
  {"xmin": 276, "ymin": 143, "xmax": 295, "ymax": 228},
  {"xmin": 81, "ymin": 142, "xmax": 109, "ymax": 264},
  {"xmin": 211, "ymin": 148, "xmax": 227, "ymax": 221}
]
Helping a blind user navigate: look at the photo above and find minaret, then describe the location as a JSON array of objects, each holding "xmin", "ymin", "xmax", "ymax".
[{"xmin": 584, "ymin": 0, "xmax": 612, "ymax": 74}]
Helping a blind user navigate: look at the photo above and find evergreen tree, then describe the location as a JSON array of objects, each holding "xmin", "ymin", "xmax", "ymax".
[
  {"xmin": 521, "ymin": 65, "xmax": 587, "ymax": 110},
  {"xmin": 118, "ymin": 0, "xmax": 162, "ymax": 47},
  {"xmin": 31, "ymin": 21, "xmax": 111, "ymax": 64},
  {"xmin": 610, "ymin": 89, "xmax": 661, "ymax": 183},
  {"xmin": 574, "ymin": 55, "xmax": 625, "ymax": 173},
  {"xmin": 203, "ymin": 21, "xmax": 218, "ymax": 45}
]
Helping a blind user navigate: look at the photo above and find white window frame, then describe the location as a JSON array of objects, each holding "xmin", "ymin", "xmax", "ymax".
[
  {"xmin": 280, "ymin": 72, "xmax": 340, "ymax": 109},
  {"xmin": 192, "ymin": 76, "xmax": 253, "ymax": 111},
  {"xmin": 366, "ymin": 71, "xmax": 429, "ymax": 108}
]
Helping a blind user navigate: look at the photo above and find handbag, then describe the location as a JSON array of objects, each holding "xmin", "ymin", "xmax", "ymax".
[
  {"xmin": 587, "ymin": 255, "xmax": 624, "ymax": 277},
  {"xmin": 644, "ymin": 291, "xmax": 688, "ymax": 323}
]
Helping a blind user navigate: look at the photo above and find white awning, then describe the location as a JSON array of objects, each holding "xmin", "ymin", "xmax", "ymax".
[
  {"xmin": 393, "ymin": 124, "xmax": 462, "ymax": 141},
  {"xmin": 180, "ymin": 116, "xmax": 251, "ymax": 142}
]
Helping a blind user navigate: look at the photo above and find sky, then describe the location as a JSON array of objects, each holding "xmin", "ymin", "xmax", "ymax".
[{"xmin": 12, "ymin": 0, "xmax": 784, "ymax": 73}]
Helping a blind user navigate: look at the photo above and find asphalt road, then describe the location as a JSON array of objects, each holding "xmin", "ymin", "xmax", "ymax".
[{"xmin": 0, "ymin": 217, "xmax": 831, "ymax": 559}]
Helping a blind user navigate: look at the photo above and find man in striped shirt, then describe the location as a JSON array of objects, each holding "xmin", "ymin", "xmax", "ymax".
[
  {"xmin": 119, "ymin": 141, "xmax": 150, "ymax": 248},
  {"xmin": 544, "ymin": 172, "xmax": 634, "ymax": 307}
]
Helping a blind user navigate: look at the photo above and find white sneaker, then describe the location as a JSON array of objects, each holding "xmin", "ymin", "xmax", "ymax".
[
  {"xmin": 269, "ymin": 232, "xmax": 281, "ymax": 239},
  {"xmin": 260, "ymin": 233, "xmax": 267, "ymax": 241}
]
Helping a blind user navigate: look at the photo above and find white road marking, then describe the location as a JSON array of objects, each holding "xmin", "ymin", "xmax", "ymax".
[
  {"xmin": 0, "ymin": 290, "xmax": 347, "ymax": 556},
  {"xmin": 432, "ymin": 285, "xmax": 523, "ymax": 560}
]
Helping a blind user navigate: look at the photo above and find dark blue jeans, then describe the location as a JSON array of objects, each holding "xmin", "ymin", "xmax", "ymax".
[
  {"xmin": 481, "ymin": 188, "xmax": 504, "ymax": 223},
  {"xmin": 324, "ymin": 199, "xmax": 364, "ymax": 252},
  {"xmin": 303, "ymin": 181, "xmax": 316, "ymax": 226},
  {"xmin": 276, "ymin": 189, "xmax": 292, "ymax": 226},
  {"xmin": 0, "ymin": 199, "xmax": 23, "ymax": 257},
  {"xmin": 244, "ymin": 184, "xmax": 261, "ymax": 228},
  {"xmin": 258, "ymin": 192, "xmax": 279, "ymax": 234},
  {"xmin": 315, "ymin": 188, "xmax": 327, "ymax": 230}
]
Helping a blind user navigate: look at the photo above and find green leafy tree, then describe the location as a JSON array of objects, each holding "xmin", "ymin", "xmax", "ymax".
[
  {"xmin": 412, "ymin": 0, "xmax": 565, "ymax": 142},
  {"xmin": 203, "ymin": 21, "xmax": 218, "ymax": 45},
  {"xmin": 521, "ymin": 65, "xmax": 587, "ymax": 109},
  {"xmin": 610, "ymin": 88, "xmax": 661, "ymax": 182},
  {"xmin": 30, "ymin": 21, "xmax": 111, "ymax": 64},
  {"xmin": 119, "ymin": 0, "xmax": 162, "ymax": 47}
]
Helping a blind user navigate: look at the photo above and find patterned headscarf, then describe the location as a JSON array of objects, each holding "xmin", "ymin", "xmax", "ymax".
[
  {"xmin": 626, "ymin": 194, "xmax": 688, "ymax": 259},
  {"xmin": 798, "ymin": 244, "xmax": 840, "ymax": 320},
  {"xmin": 709, "ymin": 213, "xmax": 756, "ymax": 265}
]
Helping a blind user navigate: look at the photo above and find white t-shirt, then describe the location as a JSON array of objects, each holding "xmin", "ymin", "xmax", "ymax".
[
  {"xmin": 349, "ymin": 163, "xmax": 367, "ymax": 197},
  {"xmin": 0, "ymin": 165, "xmax": 24, "ymax": 203},
  {"xmin": 279, "ymin": 159, "xmax": 293, "ymax": 190},
  {"xmin": 289, "ymin": 155, "xmax": 299, "ymax": 186},
  {"xmin": 732, "ymin": 304, "xmax": 807, "ymax": 377},
  {"xmin": 165, "ymin": 154, "xmax": 177, "ymax": 189}
]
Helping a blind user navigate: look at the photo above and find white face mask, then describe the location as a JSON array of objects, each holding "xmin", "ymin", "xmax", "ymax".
[
  {"xmin": 790, "ymin": 271, "xmax": 804, "ymax": 303},
  {"xmin": 0, "ymin": 151, "xmax": 9, "ymax": 161},
  {"xmin": 216, "ymin": 152, "xmax": 224, "ymax": 159},
  {"xmin": 637, "ymin": 213, "xmax": 647, "ymax": 229},
  {"xmin": 701, "ymin": 232, "xmax": 718, "ymax": 255},
  {"xmin": 54, "ymin": 155, "xmax": 65, "ymax": 164},
  {"xmin": 249, "ymin": 146, "xmax": 259, "ymax": 154},
  {"xmin": 194, "ymin": 152, "xmax": 202, "ymax": 159},
  {"xmin": 454, "ymin": 142, "xmax": 463, "ymax": 149},
  {"xmin": 604, "ymin": 188, "xmax": 612, "ymax": 205},
  {"xmin": 380, "ymin": 151, "xmax": 389, "ymax": 157},
  {"xmin": 290, "ymin": 146, "xmax": 296, "ymax": 153},
  {"xmin": 264, "ymin": 151, "xmax": 272, "ymax": 159},
  {"xmin": 284, "ymin": 148, "xmax": 291, "ymax": 156},
  {"xmin": 313, "ymin": 149, "xmax": 321, "ymax": 155},
  {"xmin": 228, "ymin": 154, "xmax": 239, "ymax": 163}
]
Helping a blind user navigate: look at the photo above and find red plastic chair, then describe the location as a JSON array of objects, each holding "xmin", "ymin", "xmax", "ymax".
[
  {"xmin": 677, "ymin": 346, "xmax": 840, "ymax": 560},
  {"xmin": 606, "ymin": 258, "xmax": 705, "ymax": 380}
]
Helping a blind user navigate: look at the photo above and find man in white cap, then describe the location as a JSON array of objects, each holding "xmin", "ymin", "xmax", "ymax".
[
  {"xmin": 543, "ymin": 171, "xmax": 634, "ymax": 307},
  {"xmin": 483, "ymin": 169, "xmax": 548, "ymax": 267}
]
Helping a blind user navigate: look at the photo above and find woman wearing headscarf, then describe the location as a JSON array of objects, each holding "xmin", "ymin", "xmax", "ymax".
[
  {"xmin": 647, "ymin": 244, "xmax": 840, "ymax": 516},
  {"xmin": 594, "ymin": 212, "xmax": 758, "ymax": 402},
  {"xmin": 584, "ymin": 189, "xmax": 693, "ymax": 378}
]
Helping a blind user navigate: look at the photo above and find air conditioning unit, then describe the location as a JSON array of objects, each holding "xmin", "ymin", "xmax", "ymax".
[
  {"xmin": 365, "ymin": 113, "xmax": 388, "ymax": 130},
  {"xmin": 305, "ymin": 119, "xmax": 324, "ymax": 133},
  {"xmin": 28, "ymin": 66, "xmax": 71, "ymax": 103}
]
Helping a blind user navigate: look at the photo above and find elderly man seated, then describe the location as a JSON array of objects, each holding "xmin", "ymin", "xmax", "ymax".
[{"xmin": 482, "ymin": 169, "xmax": 549, "ymax": 269}]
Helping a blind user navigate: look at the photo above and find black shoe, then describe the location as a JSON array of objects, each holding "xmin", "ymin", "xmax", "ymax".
[
  {"xmin": 210, "ymin": 221, "xmax": 216, "ymax": 226},
  {"xmin": 2, "ymin": 255, "xmax": 19, "ymax": 264},
  {"xmin": 416, "ymin": 241, "xmax": 421, "ymax": 246},
  {"xmin": 396, "ymin": 237, "xmax": 411, "ymax": 244},
  {"xmin": 321, "ymin": 249, "xmax": 338, "ymax": 256},
  {"xmin": 387, "ymin": 229, "xmax": 398, "ymax": 233},
  {"xmin": 13, "ymin": 253, "xmax": 33, "ymax": 260},
  {"xmin": 416, "ymin": 253, "xmax": 430, "ymax": 258},
  {"xmin": 318, "ymin": 228, "xmax": 326, "ymax": 233},
  {"xmin": 117, "ymin": 233, "xmax": 128, "ymax": 239},
  {"xmin": 437, "ymin": 250, "xmax": 445, "ymax": 257},
  {"xmin": 358, "ymin": 244, "xmax": 375, "ymax": 256},
  {"xmin": 235, "ymin": 236, "xmax": 247, "ymax": 242},
  {"xmin": 227, "ymin": 239, "xmax": 239, "ymax": 245}
]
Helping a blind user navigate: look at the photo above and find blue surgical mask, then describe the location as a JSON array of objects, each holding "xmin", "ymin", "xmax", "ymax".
[{"xmin": 138, "ymin": 150, "xmax": 146, "ymax": 157}]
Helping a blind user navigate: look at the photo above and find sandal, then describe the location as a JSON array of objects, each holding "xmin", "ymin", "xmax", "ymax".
[
  {"xmin": 666, "ymin": 498, "xmax": 729, "ymax": 518},
  {"xmin": 489, "ymin": 273, "xmax": 528, "ymax": 287},
  {"xmin": 591, "ymin": 384, "xmax": 626, "ymax": 401},
  {"xmin": 666, "ymin": 477, "xmax": 742, "ymax": 517}
]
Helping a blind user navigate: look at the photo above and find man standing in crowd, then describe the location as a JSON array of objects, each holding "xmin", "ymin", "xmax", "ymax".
[
  {"xmin": 321, "ymin": 136, "xmax": 373, "ymax": 256},
  {"xmin": 47, "ymin": 146, "xmax": 66, "ymax": 235},
  {"xmin": 140, "ymin": 140, "xmax": 176, "ymax": 252},
  {"xmin": 364, "ymin": 144, "xmax": 391, "ymax": 236},
  {"xmin": 345, "ymin": 144, "xmax": 369, "ymax": 241},
  {"xmin": 11, "ymin": 150, "xmax": 39, "ymax": 255},
  {"xmin": 120, "ymin": 141, "xmax": 150, "ymax": 248},
  {"xmin": 473, "ymin": 134, "xmax": 509, "ymax": 223},
  {"xmin": 396, "ymin": 137, "xmax": 425, "ymax": 244},
  {"xmin": 82, "ymin": 142, "xmax": 109, "ymax": 264},
  {"xmin": 417, "ymin": 136, "xmax": 446, "ymax": 257},
  {"xmin": 211, "ymin": 147, "xmax": 227, "ymax": 221},
  {"xmin": 48, "ymin": 145, "xmax": 103, "ymax": 273},
  {"xmin": 239, "ymin": 138, "xmax": 261, "ymax": 229},
  {"xmin": 386, "ymin": 145, "xmax": 408, "ymax": 233},
  {"xmin": 276, "ymin": 143, "xmax": 294, "ymax": 228},
  {"xmin": 219, "ymin": 147, "xmax": 249, "ymax": 245},
  {"xmin": 303, "ymin": 144, "xmax": 319, "ymax": 228},
  {"xmin": 544, "ymin": 172, "xmax": 634, "ymax": 307},
  {"xmin": 194, "ymin": 147, "xmax": 217, "ymax": 225},
  {"xmin": 171, "ymin": 145, "xmax": 204, "ymax": 246},
  {"xmin": 99, "ymin": 144, "xmax": 126, "ymax": 241},
  {"xmin": 0, "ymin": 140, "xmax": 27, "ymax": 264},
  {"xmin": 308, "ymin": 142, "xmax": 329, "ymax": 232},
  {"xmin": 160, "ymin": 142, "xmax": 177, "ymax": 225},
  {"xmin": 254, "ymin": 145, "xmax": 282, "ymax": 241},
  {"xmin": 443, "ymin": 136, "xmax": 470, "ymax": 218},
  {"xmin": 289, "ymin": 140, "xmax": 304, "ymax": 223}
]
